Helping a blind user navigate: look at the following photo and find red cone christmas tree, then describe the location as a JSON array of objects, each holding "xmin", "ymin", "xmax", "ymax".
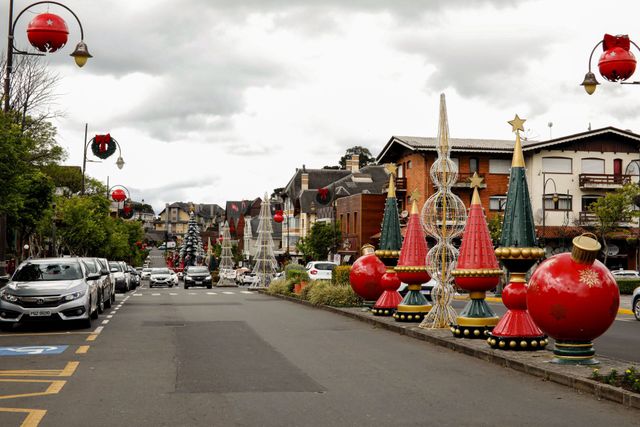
[
  {"xmin": 450, "ymin": 175, "xmax": 502, "ymax": 338},
  {"xmin": 394, "ymin": 193, "xmax": 431, "ymax": 322}
]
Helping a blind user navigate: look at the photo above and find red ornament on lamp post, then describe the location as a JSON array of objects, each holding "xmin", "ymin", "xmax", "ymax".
[
  {"xmin": 26, "ymin": 12, "xmax": 69, "ymax": 52},
  {"xmin": 273, "ymin": 210, "xmax": 284, "ymax": 223},
  {"xmin": 581, "ymin": 33, "xmax": 640, "ymax": 95},
  {"xmin": 111, "ymin": 189, "xmax": 126, "ymax": 203}
]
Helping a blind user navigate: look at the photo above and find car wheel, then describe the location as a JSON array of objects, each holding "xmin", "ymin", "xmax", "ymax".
[
  {"xmin": 207, "ymin": 284, "xmax": 212, "ymax": 289},
  {"xmin": 184, "ymin": 284, "xmax": 189, "ymax": 289},
  {"xmin": 81, "ymin": 315, "xmax": 92, "ymax": 329},
  {"xmin": 111, "ymin": 290, "xmax": 116, "ymax": 304},
  {"xmin": 169, "ymin": 284, "xmax": 174, "ymax": 288},
  {"xmin": 634, "ymin": 298, "xmax": 640, "ymax": 321},
  {"xmin": 104, "ymin": 290, "xmax": 112, "ymax": 309},
  {"xmin": 98, "ymin": 291, "xmax": 105, "ymax": 314},
  {"xmin": 90, "ymin": 297, "xmax": 99, "ymax": 320}
]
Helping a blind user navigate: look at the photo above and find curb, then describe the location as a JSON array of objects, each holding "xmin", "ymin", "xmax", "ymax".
[{"xmin": 260, "ymin": 291, "xmax": 640, "ymax": 410}]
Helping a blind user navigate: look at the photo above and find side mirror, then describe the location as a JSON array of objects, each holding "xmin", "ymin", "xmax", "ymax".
[{"xmin": 87, "ymin": 273, "xmax": 101, "ymax": 280}]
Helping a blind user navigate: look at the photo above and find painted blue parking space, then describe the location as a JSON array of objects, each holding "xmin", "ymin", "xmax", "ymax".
[{"xmin": 0, "ymin": 345, "xmax": 69, "ymax": 356}]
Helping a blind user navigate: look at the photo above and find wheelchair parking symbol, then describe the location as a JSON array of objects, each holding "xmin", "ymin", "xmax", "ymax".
[{"xmin": 0, "ymin": 346, "xmax": 68, "ymax": 356}]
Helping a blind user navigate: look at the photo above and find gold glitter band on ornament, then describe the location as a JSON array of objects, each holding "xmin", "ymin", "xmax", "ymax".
[{"xmin": 456, "ymin": 316, "xmax": 499, "ymax": 327}]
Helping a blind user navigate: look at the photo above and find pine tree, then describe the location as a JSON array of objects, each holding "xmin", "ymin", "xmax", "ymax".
[{"xmin": 251, "ymin": 194, "xmax": 278, "ymax": 288}]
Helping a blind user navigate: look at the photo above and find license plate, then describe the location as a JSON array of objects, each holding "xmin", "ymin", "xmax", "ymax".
[
  {"xmin": 195, "ymin": 281, "xmax": 202, "ymax": 285},
  {"xmin": 30, "ymin": 310, "xmax": 52, "ymax": 317}
]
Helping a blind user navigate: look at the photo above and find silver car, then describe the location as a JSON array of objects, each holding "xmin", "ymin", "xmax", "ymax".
[
  {"xmin": 0, "ymin": 258, "xmax": 100, "ymax": 329},
  {"xmin": 82, "ymin": 257, "xmax": 113, "ymax": 312},
  {"xmin": 109, "ymin": 261, "xmax": 129, "ymax": 292},
  {"xmin": 149, "ymin": 268, "xmax": 177, "ymax": 288}
]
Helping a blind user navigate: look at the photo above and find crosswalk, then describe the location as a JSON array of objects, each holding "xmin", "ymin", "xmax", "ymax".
[{"xmin": 132, "ymin": 290, "xmax": 254, "ymax": 296}]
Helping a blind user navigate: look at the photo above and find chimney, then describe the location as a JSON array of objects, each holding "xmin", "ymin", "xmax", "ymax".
[
  {"xmin": 350, "ymin": 154, "xmax": 360, "ymax": 172},
  {"xmin": 301, "ymin": 172, "xmax": 309, "ymax": 190},
  {"xmin": 345, "ymin": 158, "xmax": 352, "ymax": 171}
]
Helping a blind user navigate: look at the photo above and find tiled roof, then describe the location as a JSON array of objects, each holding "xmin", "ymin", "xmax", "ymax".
[{"xmin": 284, "ymin": 168, "xmax": 351, "ymax": 200}]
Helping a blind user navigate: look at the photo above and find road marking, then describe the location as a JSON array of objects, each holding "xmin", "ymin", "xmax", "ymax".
[
  {"xmin": 101, "ymin": 320, "xmax": 109, "ymax": 325},
  {"xmin": 0, "ymin": 379, "xmax": 66, "ymax": 400},
  {"xmin": 133, "ymin": 294, "xmax": 142, "ymax": 296},
  {"xmin": 0, "ymin": 346, "xmax": 68, "ymax": 356},
  {"xmin": 93, "ymin": 326, "xmax": 104, "ymax": 334},
  {"xmin": 0, "ymin": 361, "xmax": 78, "ymax": 377},
  {"xmin": 222, "ymin": 291, "xmax": 234, "ymax": 295},
  {"xmin": 240, "ymin": 291, "xmax": 252, "ymax": 294},
  {"xmin": 85, "ymin": 335, "xmax": 98, "ymax": 342},
  {"xmin": 76, "ymin": 346, "xmax": 90, "ymax": 354},
  {"xmin": 169, "ymin": 293, "xmax": 178, "ymax": 296},
  {"xmin": 188, "ymin": 292, "xmax": 197, "ymax": 295},
  {"xmin": 0, "ymin": 408, "xmax": 47, "ymax": 427},
  {"xmin": 107, "ymin": 315, "xmax": 113, "ymax": 319},
  {"xmin": 152, "ymin": 293, "xmax": 161, "ymax": 296},
  {"xmin": 206, "ymin": 292, "xmax": 217, "ymax": 295},
  {"xmin": 0, "ymin": 332, "xmax": 91, "ymax": 338}
]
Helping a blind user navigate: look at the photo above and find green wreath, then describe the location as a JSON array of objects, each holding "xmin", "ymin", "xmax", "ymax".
[{"xmin": 91, "ymin": 134, "xmax": 117, "ymax": 160}]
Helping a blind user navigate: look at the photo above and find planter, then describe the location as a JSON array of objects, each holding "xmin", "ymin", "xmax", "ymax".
[{"xmin": 295, "ymin": 281, "xmax": 308, "ymax": 295}]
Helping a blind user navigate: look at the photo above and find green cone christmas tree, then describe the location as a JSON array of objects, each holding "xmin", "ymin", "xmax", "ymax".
[{"xmin": 180, "ymin": 210, "xmax": 204, "ymax": 267}]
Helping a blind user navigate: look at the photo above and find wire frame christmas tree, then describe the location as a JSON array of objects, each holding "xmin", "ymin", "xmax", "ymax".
[
  {"xmin": 251, "ymin": 194, "xmax": 278, "ymax": 288},
  {"xmin": 180, "ymin": 210, "xmax": 204, "ymax": 267},
  {"xmin": 420, "ymin": 94, "xmax": 467, "ymax": 329},
  {"xmin": 216, "ymin": 222, "xmax": 235, "ymax": 286}
]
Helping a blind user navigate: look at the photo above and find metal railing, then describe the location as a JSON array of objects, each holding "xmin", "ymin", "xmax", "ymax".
[{"xmin": 579, "ymin": 174, "xmax": 631, "ymax": 187}]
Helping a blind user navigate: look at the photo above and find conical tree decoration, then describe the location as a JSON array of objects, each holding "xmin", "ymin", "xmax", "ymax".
[
  {"xmin": 488, "ymin": 115, "xmax": 548, "ymax": 351},
  {"xmin": 180, "ymin": 210, "xmax": 204, "ymax": 267},
  {"xmin": 216, "ymin": 222, "xmax": 236, "ymax": 287},
  {"xmin": 451, "ymin": 178, "xmax": 502, "ymax": 338},
  {"xmin": 394, "ymin": 193, "xmax": 431, "ymax": 323},
  {"xmin": 251, "ymin": 194, "xmax": 278, "ymax": 288},
  {"xmin": 372, "ymin": 164, "xmax": 404, "ymax": 316}
]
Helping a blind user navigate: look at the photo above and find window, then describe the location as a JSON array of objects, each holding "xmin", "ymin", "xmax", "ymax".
[
  {"xmin": 397, "ymin": 164, "xmax": 404, "ymax": 178},
  {"xmin": 469, "ymin": 157, "xmax": 479, "ymax": 174},
  {"xmin": 543, "ymin": 194, "xmax": 572, "ymax": 211},
  {"xmin": 346, "ymin": 213, "xmax": 350, "ymax": 234},
  {"xmin": 489, "ymin": 195, "xmax": 507, "ymax": 211},
  {"xmin": 489, "ymin": 159, "xmax": 510, "ymax": 174},
  {"xmin": 542, "ymin": 157, "xmax": 572, "ymax": 174},
  {"xmin": 407, "ymin": 160, "xmax": 412, "ymax": 169},
  {"xmin": 581, "ymin": 158, "xmax": 604, "ymax": 174},
  {"xmin": 582, "ymin": 195, "xmax": 602, "ymax": 211},
  {"xmin": 354, "ymin": 212, "xmax": 358, "ymax": 234},
  {"xmin": 451, "ymin": 158, "xmax": 459, "ymax": 170}
]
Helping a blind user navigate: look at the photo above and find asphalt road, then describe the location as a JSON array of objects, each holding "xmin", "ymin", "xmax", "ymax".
[{"xmin": 0, "ymin": 253, "xmax": 637, "ymax": 426}]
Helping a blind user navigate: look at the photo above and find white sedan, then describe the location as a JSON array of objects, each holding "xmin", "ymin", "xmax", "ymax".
[{"xmin": 149, "ymin": 268, "xmax": 178, "ymax": 288}]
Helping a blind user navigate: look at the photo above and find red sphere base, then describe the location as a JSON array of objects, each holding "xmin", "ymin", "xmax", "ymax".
[
  {"xmin": 488, "ymin": 279, "xmax": 546, "ymax": 351},
  {"xmin": 372, "ymin": 291, "xmax": 403, "ymax": 316}
]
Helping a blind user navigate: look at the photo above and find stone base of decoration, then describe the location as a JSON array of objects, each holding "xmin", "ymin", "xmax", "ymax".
[
  {"xmin": 487, "ymin": 334, "xmax": 548, "ymax": 351},
  {"xmin": 551, "ymin": 340, "xmax": 599, "ymax": 365}
]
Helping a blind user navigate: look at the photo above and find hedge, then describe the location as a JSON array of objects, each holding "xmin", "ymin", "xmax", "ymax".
[
  {"xmin": 616, "ymin": 279, "xmax": 640, "ymax": 295},
  {"xmin": 332, "ymin": 265, "xmax": 351, "ymax": 286}
]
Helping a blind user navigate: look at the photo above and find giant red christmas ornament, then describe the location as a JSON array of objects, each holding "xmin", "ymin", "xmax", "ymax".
[
  {"xmin": 27, "ymin": 13, "xmax": 69, "ymax": 53},
  {"xmin": 111, "ymin": 189, "xmax": 126, "ymax": 202},
  {"xmin": 393, "ymin": 196, "xmax": 431, "ymax": 323},
  {"xmin": 528, "ymin": 234, "xmax": 619, "ymax": 364},
  {"xmin": 598, "ymin": 34, "xmax": 637, "ymax": 82},
  {"xmin": 349, "ymin": 245, "xmax": 386, "ymax": 301},
  {"xmin": 451, "ymin": 182, "xmax": 502, "ymax": 338},
  {"xmin": 273, "ymin": 210, "xmax": 284, "ymax": 223}
]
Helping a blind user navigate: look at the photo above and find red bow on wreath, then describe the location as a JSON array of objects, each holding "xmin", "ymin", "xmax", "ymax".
[
  {"xmin": 318, "ymin": 188, "xmax": 329, "ymax": 200},
  {"xmin": 95, "ymin": 134, "xmax": 111, "ymax": 153}
]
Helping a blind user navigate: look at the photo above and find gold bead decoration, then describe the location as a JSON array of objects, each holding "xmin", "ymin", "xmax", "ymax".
[
  {"xmin": 509, "ymin": 341, "xmax": 517, "ymax": 348},
  {"xmin": 521, "ymin": 248, "xmax": 531, "ymax": 258},
  {"xmin": 463, "ymin": 329, "xmax": 470, "ymax": 336},
  {"xmin": 473, "ymin": 330, "xmax": 480, "ymax": 336},
  {"xmin": 455, "ymin": 329, "xmax": 461, "ymax": 335},
  {"xmin": 520, "ymin": 341, "xmax": 527, "ymax": 348},
  {"xmin": 408, "ymin": 315, "xmax": 413, "ymax": 320},
  {"xmin": 400, "ymin": 315, "xmax": 405, "ymax": 320},
  {"xmin": 486, "ymin": 338, "xmax": 492, "ymax": 345},
  {"xmin": 499, "ymin": 341, "xmax": 506, "ymax": 348},
  {"xmin": 531, "ymin": 340, "xmax": 538, "ymax": 347},
  {"xmin": 451, "ymin": 327, "xmax": 456, "ymax": 333},
  {"xmin": 510, "ymin": 248, "xmax": 521, "ymax": 258},
  {"xmin": 490, "ymin": 339, "xmax": 496, "ymax": 346}
]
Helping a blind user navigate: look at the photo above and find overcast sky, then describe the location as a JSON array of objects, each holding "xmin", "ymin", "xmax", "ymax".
[{"xmin": 5, "ymin": 0, "xmax": 640, "ymax": 212}]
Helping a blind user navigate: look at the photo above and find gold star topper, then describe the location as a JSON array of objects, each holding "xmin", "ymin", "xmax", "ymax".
[
  {"xmin": 468, "ymin": 172, "xmax": 484, "ymax": 189},
  {"xmin": 385, "ymin": 163, "xmax": 397, "ymax": 176},
  {"xmin": 508, "ymin": 114, "xmax": 526, "ymax": 133},
  {"xmin": 409, "ymin": 189, "xmax": 421, "ymax": 203}
]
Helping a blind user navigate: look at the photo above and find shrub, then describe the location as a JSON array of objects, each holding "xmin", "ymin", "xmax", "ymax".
[
  {"xmin": 211, "ymin": 270, "xmax": 220, "ymax": 283},
  {"xmin": 332, "ymin": 265, "xmax": 351, "ymax": 286},
  {"xmin": 285, "ymin": 263, "xmax": 305, "ymax": 274},
  {"xmin": 299, "ymin": 280, "xmax": 318, "ymax": 300},
  {"xmin": 616, "ymin": 278, "xmax": 639, "ymax": 295},
  {"xmin": 287, "ymin": 267, "xmax": 309, "ymax": 283},
  {"xmin": 307, "ymin": 280, "xmax": 363, "ymax": 307},
  {"xmin": 266, "ymin": 278, "xmax": 293, "ymax": 296}
]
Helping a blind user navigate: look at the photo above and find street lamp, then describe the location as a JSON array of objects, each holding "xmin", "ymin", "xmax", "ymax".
[
  {"xmin": 581, "ymin": 33, "xmax": 640, "ymax": 95},
  {"xmin": 81, "ymin": 127, "xmax": 125, "ymax": 195},
  {"xmin": 1, "ymin": 0, "xmax": 91, "ymax": 275},
  {"xmin": 542, "ymin": 176, "xmax": 559, "ymax": 249},
  {"xmin": 273, "ymin": 209, "xmax": 289, "ymax": 257}
]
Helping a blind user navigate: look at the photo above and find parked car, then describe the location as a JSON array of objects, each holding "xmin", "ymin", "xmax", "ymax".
[
  {"xmin": 0, "ymin": 257, "xmax": 100, "ymax": 329},
  {"xmin": 241, "ymin": 272, "xmax": 258, "ymax": 286},
  {"xmin": 141, "ymin": 268, "xmax": 152, "ymax": 280},
  {"xmin": 149, "ymin": 268, "xmax": 177, "ymax": 288},
  {"xmin": 128, "ymin": 265, "xmax": 140, "ymax": 289},
  {"xmin": 305, "ymin": 261, "xmax": 338, "ymax": 281},
  {"xmin": 82, "ymin": 257, "xmax": 113, "ymax": 312},
  {"xmin": 109, "ymin": 261, "xmax": 129, "ymax": 292},
  {"xmin": 97, "ymin": 258, "xmax": 116, "ymax": 305},
  {"xmin": 183, "ymin": 266, "xmax": 212, "ymax": 289},
  {"xmin": 633, "ymin": 286, "xmax": 640, "ymax": 321},
  {"xmin": 397, "ymin": 278, "xmax": 436, "ymax": 302},
  {"xmin": 612, "ymin": 269, "xmax": 640, "ymax": 279}
]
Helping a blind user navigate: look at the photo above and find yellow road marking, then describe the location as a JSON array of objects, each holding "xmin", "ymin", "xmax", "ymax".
[
  {"xmin": 0, "ymin": 379, "xmax": 65, "ymax": 400},
  {"xmin": 85, "ymin": 334, "xmax": 98, "ymax": 342},
  {"xmin": 75, "ymin": 345, "xmax": 90, "ymax": 354},
  {"xmin": 0, "ymin": 362, "xmax": 78, "ymax": 377},
  {"xmin": 0, "ymin": 408, "xmax": 47, "ymax": 427}
]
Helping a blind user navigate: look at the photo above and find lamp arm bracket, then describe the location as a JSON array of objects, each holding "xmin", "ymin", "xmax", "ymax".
[{"xmin": 586, "ymin": 40, "xmax": 604, "ymax": 71}]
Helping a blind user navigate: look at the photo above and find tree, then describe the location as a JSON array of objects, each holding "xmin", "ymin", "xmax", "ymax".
[
  {"xmin": 589, "ymin": 183, "xmax": 640, "ymax": 264},
  {"xmin": 296, "ymin": 221, "xmax": 342, "ymax": 262},
  {"xmin": 56, "ymin": 195, "xmax": 110, "ymax": 256},
  {"xmin": 338, "ymin": 146, "xmax": 376, "ymax": 169},
  {"xmin": 487, "ymin": 213, "xmax": 503, "ymax": 246}
]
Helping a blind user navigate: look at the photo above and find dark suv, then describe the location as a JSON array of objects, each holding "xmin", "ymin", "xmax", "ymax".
[{"xmin": 184, "ymin": 266, "xmax": 212, "ymax": 289}]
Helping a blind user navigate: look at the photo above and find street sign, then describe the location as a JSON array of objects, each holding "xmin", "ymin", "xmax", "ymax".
[{"xmin": 0, "ymin": 345, "xmax": 68, "ymax": 356}]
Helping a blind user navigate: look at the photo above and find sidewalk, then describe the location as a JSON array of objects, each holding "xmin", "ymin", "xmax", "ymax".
[
  {"xmin": 263, "ymin": 291, "xmax": 640, "ymax": 410},
  {"xmin": 454, "ymin": 293, "xmax": 635, "ymax": 316}
]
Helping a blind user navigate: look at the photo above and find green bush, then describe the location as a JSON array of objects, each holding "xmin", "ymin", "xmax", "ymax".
[
  {"xmin": 285, "ymin": 263, "xmax": 305, "ymax": 274},
  {"xmin": 266, "ymin": 278, "xmax": 293, "ymax": 296},
  {"xmin": 616, "ymin": 278, "xmax": 639, "ymax": 295},
  {"xmin": 307, "ymin": 280, "xmax": 363, "ymax": 307},
  {"xmin": 332, "ymin": 265, "xmax": 351, "ymax": 286},
  {"xmin": 299, "ymin": 280, "xmax": 319, "ymax": 300},
  {"xmin": 287, "ymin": 267, "xmax": 309, "ymax": 283}
]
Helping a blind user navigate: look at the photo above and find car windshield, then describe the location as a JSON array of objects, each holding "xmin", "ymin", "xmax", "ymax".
[
  {"xmin": 152, "ymin": 268, "xmax": 171, "ymax": 274},
  {"xmin": 143, "ymin": 268, "xmax": 152, "ymax": 272},
  {"xmin": 109, "ymin": 262, "xmax": 122, "ymax": 272},
  {"xmin": 189, "ymin": 267, "xmax": 209, "ymax": 274},
  {"xmin": 13, "ymin": 261, "xmax": 83, "ymax": 282}
]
